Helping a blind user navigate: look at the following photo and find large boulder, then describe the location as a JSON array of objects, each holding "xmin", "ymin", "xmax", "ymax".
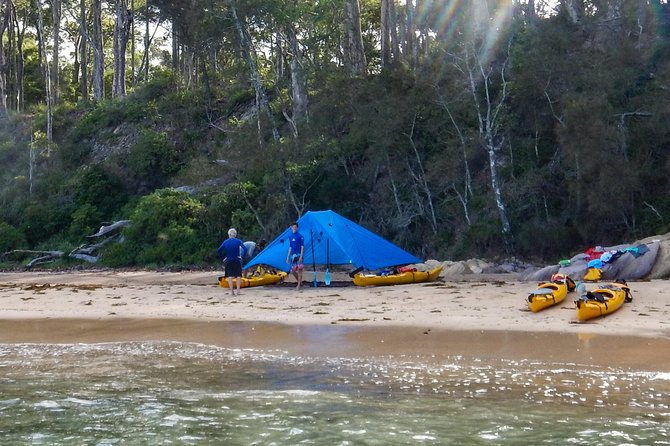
[
  {"xmin": 519, "ymin": 236, "xmax": 669, "ymax": 282},
  {"xmin": 640, "ymin": 233, "xmax": 670, "ymax": 280}
]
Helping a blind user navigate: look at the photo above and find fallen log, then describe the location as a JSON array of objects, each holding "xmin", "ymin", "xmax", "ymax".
[
  {"xmin": 88, "ymin": 220, "xmax": 131, "ymax": 238},
  {"xmin": 1, "ymin": 250, "xmax": 66, "ymax": 268}
]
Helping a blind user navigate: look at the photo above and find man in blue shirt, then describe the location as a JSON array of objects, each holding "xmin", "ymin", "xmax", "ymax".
[
  {"xmin": 217, "ymin": 228, "xmax": 248, "ymax": 295},
  {"xmin": 285, "ymin": 222, "xmax": 304, "ymax": 289}
]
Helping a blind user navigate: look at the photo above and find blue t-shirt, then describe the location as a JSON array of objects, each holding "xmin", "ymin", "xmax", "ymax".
[
  {"xmin": 288, "ymin": 232, "xmax": 304, "ymax": 258},
  {"xmin": 217, "ymin": 237, "xmax": 248, "ymax": 262}
]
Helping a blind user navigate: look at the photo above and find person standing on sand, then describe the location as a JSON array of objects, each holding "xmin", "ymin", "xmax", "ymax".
[
  {"xmin": 217, "ymin": 228, "xmax": 248, "ymax": 296},
  {"xmin": 285, "ymin": 222, "xmax": 304, "ymax": 289}
]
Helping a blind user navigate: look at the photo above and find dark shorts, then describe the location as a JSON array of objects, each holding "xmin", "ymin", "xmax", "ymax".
[{"xmin": 224, "ymin": 259, "xmax": 243, "ymax": 278}]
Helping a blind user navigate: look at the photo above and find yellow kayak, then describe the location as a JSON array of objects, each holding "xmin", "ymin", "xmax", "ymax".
[
  {"xmin": 218, "ymin": 271, "xmax": 287, "ymax": 289},
  {"xmin": 527, "ymin": 273, "xmax": 576, "ymax": 312},
  {"xmin": 527, "ymin": 281, "xmax": 568, "ymax": 312},
  {"xmin": 575, "ymin": 281, "xmax": 632, "ymax": 321},
  {"xmin": 353, "ymin": 266, "xmax": 443, "ymax": 287}
]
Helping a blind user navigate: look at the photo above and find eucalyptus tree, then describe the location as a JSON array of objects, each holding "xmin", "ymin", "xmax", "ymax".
[
  {"xmin": 0, "ymin": 2, "xmax": 7, "ymax": 117},
  {"xmin": 423, "ymin": 2, "xmax": 517, "ymax": 242},
  {"xmin": 50, "ymin": 0, "xmax": 61, "ymax": 103},
  {"xmin": 343, "ymin": 0, "xmax": 367, "ymax": 76},
  {"xmin": 1, "ymin": 0, "xmax": 31, "ymax": 113},
  {"xmin": 34, "ymin": 0, "xmax": 53, "ymax": 154},
  {"xmin": 92, "ymin": 0, "xmax": 103, "ymax": 99},
  {"xmin": 380, "ymin": 0, "xmax": 399, "ymax": 66},
  {"xmin": 112, "ymin": 0, "xmax": 131, "ymax": 96},
  {"xmin": 77, "ymin": 0, "xmax": 87, "ymax": 101}
]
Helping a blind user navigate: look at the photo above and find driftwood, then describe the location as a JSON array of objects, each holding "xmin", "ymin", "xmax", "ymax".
[
  {"xmin": 2, "ymin": 220, "xmax": 130, "ymax": 267},
  {"xmin": 88, "ymin": 220, "xmax": 131, "ymax": 238},
  {"xmin": 70, "ymin": 232, "xmax": 124, "ymax": 263},
  {"xmin": 2, "ymin": 250, "xmax": 65, "ymax": 267}
]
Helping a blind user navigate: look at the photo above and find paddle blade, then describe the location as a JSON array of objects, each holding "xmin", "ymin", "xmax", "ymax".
[{"xmin": 325, "ymin": 269, "xmax": 331, "ymax": 286}]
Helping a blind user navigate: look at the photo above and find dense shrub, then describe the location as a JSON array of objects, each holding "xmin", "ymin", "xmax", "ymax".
[
  {"xmin": 68, "ymin": 204, "xmax": 103, "ymax": 241},
  {"xmin": 70, "ymin": 166, "xmax": 128, "ymax": 218},
  {"xmin": 101, "ymin": 189, "xmax": 208, "ymax": 266},
  {"xmin": 127, "ymin": 129, "xmax": 180, "ymax": 188},
  {"xmin": 20, "ymin": 201, "xmax": 72, "ymax": 248},
  {"xmin": 0, "ymin": 222, "xmax": 26, "ymax": 253}
]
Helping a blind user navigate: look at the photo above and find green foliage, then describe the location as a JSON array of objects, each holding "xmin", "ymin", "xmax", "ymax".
[
  {"xmin": 20, "ymin": 198, "xmax": 73, "ymax": 248},
  {"xmin": 126, "ymin": 129, "xmax": 181, "ymax": 186},
  {"xmin": 4, "ymin": 0, "xmax": 670, "ymax": 266},
  {"xmin": 68, "ymin": 204, "xmax": 103, "ymax": 241},
  {"xmin": 72, "ymin": 97, "xmax": 150, "ymax": 143},
  {"xmin": 0, "ymin": 222, "xmax": 26, "ymax": 253},
  {"xmin": 55, "ymin": 166, "xmax": 128, "ymax": 222},
  {"xmin": 450, "ymin": 221, "xmax": 510, "ymax": 260},
  {"xmin": 103, "ymin": 189, "xmax": 207, "ymax": 266}
]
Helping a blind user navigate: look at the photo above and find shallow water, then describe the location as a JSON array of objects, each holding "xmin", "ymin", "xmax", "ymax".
[{"xmin": 0, "ymin": 342, "xmax": 668, "ymax": 445}]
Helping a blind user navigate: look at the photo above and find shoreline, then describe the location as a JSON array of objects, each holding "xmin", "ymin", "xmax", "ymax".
[
  {"xmin": 1, "ymin": 318, "xmax": 669, "ymax": 371},
  {"xmin": 1, "ymin": 270, "xmax": 669, "ymax": 370}
]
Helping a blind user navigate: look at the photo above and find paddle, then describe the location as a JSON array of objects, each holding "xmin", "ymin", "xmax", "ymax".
[
  {"xmin": 325, "ymin": 238, "xmax": 331, "ymax": 286},
  {"xmin": 310, "ymin": 229, "xmax": 317, "ymax": 287}
]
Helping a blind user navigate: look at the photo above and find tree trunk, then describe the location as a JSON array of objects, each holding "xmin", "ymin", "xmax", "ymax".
[
  {"xmin": 441, "ymin": 100, "xmax": 473, "ymax": 226},
  {"xmin": 92, "ymin": 0, "xmax": 104, "ymax": 100},
  {"xmin": 380, "ymin": 0, "xmax": 391, "ymax": 66},
  {"xmin": 3, "ymin": 2, "xmax": 26, "ymax": 112},
  {"xmin": 403, "ymin": 0, "xmax": 416, "ymax": 68},
  {"xmin": 171, "ymin": 18, "xmax": 179, "ymax": 72},
  {"xmin": 144, "ymin": 2, "xmax": 150, "ymax": 81},
  {"xmin": 287, "ymin": 26, "xmax": 308, "ymax": 126},
  {"xmin": 51, "ymin": 0, "xmax": 61, "ymax": 104},
  {"xmin": 34, "ymin": 0, "xmax": 53, "ymax": 155},
  {"xmin": 229, "ymin": 0, "xmax": 280, "ymax": 143},
  {"xmin": 405, "ymin": 115, "xmax": 438, "ymax": 234},
  {"xmin": 486, "ymin": 135, "xmax": 511, "ymax": 235},
  {"xmin": 112, "ymin": 0, "xmax": 131, "ymax": 97},
  {"xmin": 636, "ymin": 0, "xmax": 648, "ymax": 46},
  {"xmin": 343, "ymin": 0, "xmax": 367, "ymax": 76},
  {"xmin": 527, "ymin": 0, "xmax": 536, "ymax": 24},
  {"xmin": 79, "ymin": 0, "xmax": 88, "ymax": 101},
  {"xmin": 389, "ymin": 0, "xmax": 399, "ymax": 61},
  {"xmin": 380, "ymin": 0, "xmax": 399, "ymax": 66},
  {"xmin": 0, "ymin": 5, "xmax": 7, "ymax": 118},
  {"xmin": 465, "ymin": 45, "xmax": 512, "ymax": 236},
  {"xmin": 15, "ymin": 8, "xmax": 26, "ymax": 112},
  {"xmin": 562, "ymin": 0, "xmax": 582, "ymax": 24},
  {"xmin": 130, "ymin": 0, "xmax": 135, "ymax": 86}
]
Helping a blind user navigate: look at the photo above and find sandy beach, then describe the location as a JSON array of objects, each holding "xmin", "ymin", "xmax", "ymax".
[{"xmin": 1, "ymin": 269, "xmax": 669, "ymax": 370}]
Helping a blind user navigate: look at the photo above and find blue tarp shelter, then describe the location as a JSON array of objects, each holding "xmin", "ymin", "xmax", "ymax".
[{"xmin": 244, "ymin": 210, "xmax": 421, "ymax": 273}]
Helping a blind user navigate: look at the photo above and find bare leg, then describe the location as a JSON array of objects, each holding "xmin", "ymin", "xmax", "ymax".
[
  {"xmin": 227, "ymin": 277, "xmax": 234, "ymax": 295},
  {"xmin": 296, "ymin": 269, "xmax": 302, "ymax": 289},
  {"xmin": 236, "ymin": 277, "xmax": 241, "ymax": 295}
]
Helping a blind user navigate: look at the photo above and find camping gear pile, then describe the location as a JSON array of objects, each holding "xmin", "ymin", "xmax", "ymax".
[{"xmin": 521, "ymin": 240, "xmax": 661, "ymax": 282}]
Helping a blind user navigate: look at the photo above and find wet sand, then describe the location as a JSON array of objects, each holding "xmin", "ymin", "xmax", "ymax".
[
  {"xmin": 1, "ymin": 318, "xmax": 669, "ymax": 371},
  {"xmin": 1, "ymin": 270, "xmax": 669, "ymax": 370}
]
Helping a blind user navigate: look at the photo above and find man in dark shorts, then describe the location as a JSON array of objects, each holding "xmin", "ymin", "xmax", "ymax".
[
  {"xmin": 217, "ymin": 228, "xmax": 248, "ymax": 295},
  {"xmin": 285, "ymin": 222, "xmax": 304, "ymax": 289}
]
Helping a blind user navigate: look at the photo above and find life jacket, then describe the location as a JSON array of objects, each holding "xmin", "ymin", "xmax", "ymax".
[{"xmin": 584, "ymin": 267, "xmax": 602, "ymax": 282}]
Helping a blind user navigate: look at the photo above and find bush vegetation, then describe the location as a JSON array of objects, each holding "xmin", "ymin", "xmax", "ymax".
[{"xmin": 1, "ymin": 2, "xmax": 669, "ymax": 269}]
